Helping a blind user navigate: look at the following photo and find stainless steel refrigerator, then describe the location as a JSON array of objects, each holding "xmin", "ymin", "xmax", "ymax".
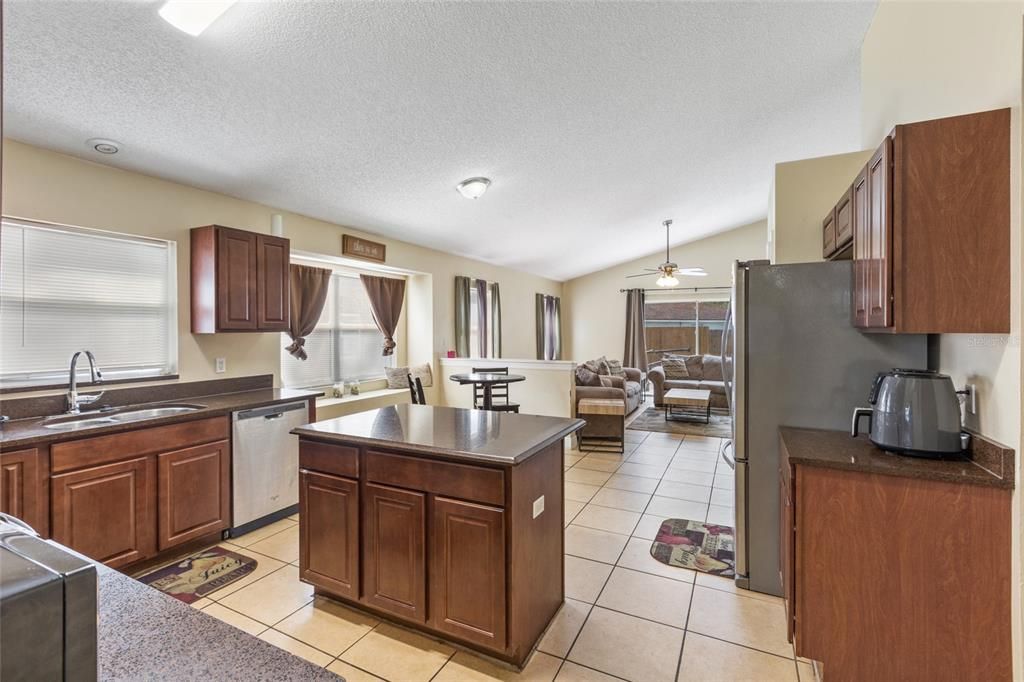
[{"xmin": 721, "ymin": 260, "xmax": 927, "ymax": 596}]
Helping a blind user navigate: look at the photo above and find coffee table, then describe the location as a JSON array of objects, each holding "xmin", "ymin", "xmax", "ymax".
[{"xmin": 664, "ymin": 388, "xmax": 712, "ymax": 423}]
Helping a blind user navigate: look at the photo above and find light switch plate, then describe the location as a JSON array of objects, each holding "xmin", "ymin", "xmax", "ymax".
[
  {"xmin": 215, "ymin": 357, "xmax": 226, "ymax": 374},
  {"xmin": 532, "ymin": 495, "xmax": 545, "ymax": 519}
]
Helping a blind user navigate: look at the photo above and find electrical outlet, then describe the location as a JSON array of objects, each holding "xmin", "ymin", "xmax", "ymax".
[
  {"xmin": 968, "ymin": 383, "xmax": 977, "ymax": 415},
  {"xmin": 532, "ymin": 495, "xmax": 545, "ymax": 519},
  {"xmin": 215, "ymin": 357, "xmax": 226, "ymax": 374}
]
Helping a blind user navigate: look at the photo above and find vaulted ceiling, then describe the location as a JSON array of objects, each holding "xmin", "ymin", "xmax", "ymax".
[{"xmin": 2, "ymin": 1, "xmax": 877, "ymax": 280}]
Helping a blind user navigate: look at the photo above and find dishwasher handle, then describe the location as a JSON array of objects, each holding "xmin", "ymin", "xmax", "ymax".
[{"xmin": 234, "ymin": 401, "xmax": 308, "ymax": 422}]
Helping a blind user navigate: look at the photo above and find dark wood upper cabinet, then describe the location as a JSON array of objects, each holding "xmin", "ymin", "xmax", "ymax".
[
  {"xmin": 0, "ymin": 447, "xmax": 47, "ymax": 535},
  {"xmin": 51, "ymin": 456, "xmax": 157, "ymax": 568},
  {"xmin": 833, "ymin": 186, "xmax": 853, "ymax": 255},
  {"xmin": 821, "ymin": 208, "xmax": 836, "ymax": 259},
  {"xmin": 842, "ymin": 108, "xmax": 1010, "ymax": 333},
  {"xmin": 191, "ymin": 225, "xmax": 290, "ymax": 333},
  {"xmin": 157, "ymin": 440, "xmax": 230, "ymax": 550},
  {"xmin": 299, "ymin": 470, "xmax": 360, "ymax": 600},
  {"xmin": 429, "ymin": 496, "xmax": 507, "ymax": 652},
  {"xmin": 362, "ymin": 482, "xmax": 427, "ymax": 623}
]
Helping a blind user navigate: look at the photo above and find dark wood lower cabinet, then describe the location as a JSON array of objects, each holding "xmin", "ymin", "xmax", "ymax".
[
  {"xmin": 429, "ymin": 496, "xmax": 506, "ymax": 651},
  {"xmin": 299, "ymin": 470, "xmax": 359, "ymax": 599},
  {"xmin": 157, "ymin": 440, "xmax": 230, "ymax": 550},
  {"xmin": 51, "ymin": 456, "xmax": 157, "ymax": 568},
  {"xmin": 362, "ymin": 482, "xmax": 427, "ymax": 623},
  {"xmin": 0, "ymin": 447, "xmax": 47, "ymax": 534}
]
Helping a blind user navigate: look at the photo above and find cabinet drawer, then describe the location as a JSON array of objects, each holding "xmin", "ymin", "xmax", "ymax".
[
  {"xmin": 299, "ymin": 440, "xmax": 359, "ymax": 478},
  {"xmin": 51, "ymin": 416, "xmax": 229, "ymax": 473},
  {"xmin": 366, "ymin": 450, "xmax": 504, "ymax": 507}
]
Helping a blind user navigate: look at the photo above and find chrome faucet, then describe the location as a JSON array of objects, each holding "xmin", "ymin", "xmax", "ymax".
[{"xmin": 67, "ymin": 350, "xmax": 104, "ymax": 414}]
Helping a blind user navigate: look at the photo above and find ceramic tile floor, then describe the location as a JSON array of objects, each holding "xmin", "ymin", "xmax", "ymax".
[{"xmin": 181, "ymin": 427, "xmax": 808, "ymax": 682}]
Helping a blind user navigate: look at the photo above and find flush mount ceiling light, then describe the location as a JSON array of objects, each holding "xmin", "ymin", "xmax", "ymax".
[
  {"xmin": 456, "ymin": 177, "xmax": 491, "ymax": 200},
  {"xmin": 159, "ymin": 0, "xmax": 237, "ymax": 36},
  {"xmin": 86, "ymin": 138, "xmax": 121, "ymax": 155}
]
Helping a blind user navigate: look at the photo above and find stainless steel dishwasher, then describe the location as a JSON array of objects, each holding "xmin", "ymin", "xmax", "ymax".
[{"xmin": 231, "ymin": 401, "xmax": 308, "ymax": 535}]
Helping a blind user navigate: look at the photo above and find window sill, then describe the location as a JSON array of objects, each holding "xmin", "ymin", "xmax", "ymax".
[{"xmin": 316, "ymin": 387, "xmax": 408, "ymax": 408}]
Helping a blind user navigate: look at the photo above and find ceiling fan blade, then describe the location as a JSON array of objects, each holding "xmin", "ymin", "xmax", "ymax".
[
  {"xmin": 625, "ymin": 273, "xmax": 653, "ymax": 278},
  {"xmin": 677, "ymin": 269, "xmax": 709, "ymax": 277}
]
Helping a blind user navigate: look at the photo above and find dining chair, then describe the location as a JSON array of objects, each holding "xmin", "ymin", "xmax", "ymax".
[
  {"xmin": 471, "ymin": 366, "xmax": 520, "ymax": 413},
  {"xmin": 407, "ymin": 374, "xmax": 426, "ymax": 405}
]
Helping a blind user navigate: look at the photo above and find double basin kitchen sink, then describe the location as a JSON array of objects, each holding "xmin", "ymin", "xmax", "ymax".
[{"xmin": 41, "ymin": 404, "xmax": 206, "ymax": 431}]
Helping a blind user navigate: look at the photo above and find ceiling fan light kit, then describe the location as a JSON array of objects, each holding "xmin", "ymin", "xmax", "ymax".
[{"xmin": 626, "ymin": 219, "xmax": 708, "ymax": 286}]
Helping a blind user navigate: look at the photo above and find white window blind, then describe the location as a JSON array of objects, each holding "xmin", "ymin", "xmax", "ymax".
[
  {"xmin": 280, "ymin": 269, "xmax": 394, "ymax": 389},
  {"xmin": 0, "ymin": 218, "xmax": 178, "ymax": 387}
]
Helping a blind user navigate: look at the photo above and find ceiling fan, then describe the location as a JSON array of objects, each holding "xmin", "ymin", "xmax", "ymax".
[{"xmin": 626, "ymin": 219, "xmax": 708, "ymax": 287}]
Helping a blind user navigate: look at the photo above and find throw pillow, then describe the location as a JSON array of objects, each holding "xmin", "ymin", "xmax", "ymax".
[
  {"xmin": 662, "ymin": 355, "xmax": 690, "ymax": 380},
  {"xmin": 410, "ymin": 362, "xmax": 433, "ymax": 387},
  {"xmin": 385, "ymin": 365, "xmax": 411, "ymax": 389},
  {"xmin": 575, "ymin": 365, "xmax": 601, "ymax": 387},
  {"xmin": 606, "ymin": 358, "xmax": 625, "ymax": 377}
]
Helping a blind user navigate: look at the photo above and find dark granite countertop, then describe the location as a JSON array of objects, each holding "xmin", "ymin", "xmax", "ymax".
[
  {"xmin": 779, "ymin": 427, "xmax": 1013, "ymax": 489},
  {"xmin": 293, "ymin": 403, "xmax": 585, "ymax": 465},
  {"xmin": 0, "ymin": 387, "xmax": 321, "ymax": 449},
  {"xmin": 97, "ymin": 566, "xmax": 340, "ymax": 681}
]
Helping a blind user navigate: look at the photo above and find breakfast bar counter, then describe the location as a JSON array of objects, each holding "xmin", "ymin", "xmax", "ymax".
[{"xmin": 291, "ymin": 404, "xmax": 584, "ymax": 668}]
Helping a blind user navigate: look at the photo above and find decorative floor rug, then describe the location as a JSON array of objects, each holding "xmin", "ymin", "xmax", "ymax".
[
  {"xmin": 650, "ymin": 518, "xmax": 736, "ymax": 577},
  {"xmin": 628, "ymin": 407, "xmax": 732, "ymax": 438},
  {"xmin": 137, "ymin": 546, "xmax": 257, "ymax": 604}
]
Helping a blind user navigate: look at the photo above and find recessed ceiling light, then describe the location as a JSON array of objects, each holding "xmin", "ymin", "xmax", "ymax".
[
  {"xmin": 159, "ymin": 0, "xmax": 237, "ymax": 36},
  {"xmin": 456, "ymin": 177, "xmax": 491, "ymax": 199},
  {"xmin": 86, "ymin": 138, "xmax": 121, "ymax": 155}
]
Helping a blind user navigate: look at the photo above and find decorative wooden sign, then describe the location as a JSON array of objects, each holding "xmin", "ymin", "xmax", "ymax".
[{"xmin": 342, "ymin": 235, "xmax": 386, "ymax": 263}]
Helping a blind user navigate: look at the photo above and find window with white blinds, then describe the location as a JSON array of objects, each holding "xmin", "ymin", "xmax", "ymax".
[
  {"xmin": 280, "ymin": 269, "xmax": 393, "ymax": 389},
  {"xmin": 0, "ymin": 218, "xmax": 178, "ymax": 387}
]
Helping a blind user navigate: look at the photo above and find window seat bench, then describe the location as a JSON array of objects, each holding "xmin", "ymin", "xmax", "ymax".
[{"xmin": 315, "ymin": 388, "xmax": 409, "ymax": 421}]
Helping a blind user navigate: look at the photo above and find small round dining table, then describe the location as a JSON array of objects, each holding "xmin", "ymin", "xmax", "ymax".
[{"xmin": 448, "ymin": 372, "xmax": 526, "ymax": 411}]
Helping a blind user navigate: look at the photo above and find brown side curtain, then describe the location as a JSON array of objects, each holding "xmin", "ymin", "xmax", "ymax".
[
  {"xmin": 285, "ymin": 264, "xmax": 332, "ymax": 360},
  {"xmin": 454, "ymin": 276, "xmax": 471, "ymax": 357},
  {"xmin": 360, "ymin": 274, "xmax": 407, "ymax": 356},
  {"xmin": 475, "ymin": 278, "xmax": 488, "ymax": 358},
  {"xmin": 489, "ymin": 282, "xmax": 502, "ymax": 358},
  {"xmin": 624, "ymin": 288, "xmax": 648, "ymax": 371},
  {"xmin": 535, "ymin": 293, "xmax": 562, "ymax": 360}
]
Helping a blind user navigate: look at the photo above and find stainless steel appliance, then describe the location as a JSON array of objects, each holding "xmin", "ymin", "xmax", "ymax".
[
  {"xmin": 851, "ymin": 369, "xmax": 967, "ymax": 457},
  {"xmin": 721, "ymin": 260, "xmax": 927, "ymax": 596},
  {"xmin": 231, "ymin": 401, "xmax": 308, "ymax": 535},
  {"xmin": 0, "ymin": 514, "xmax": 98, "ymax": 681}
]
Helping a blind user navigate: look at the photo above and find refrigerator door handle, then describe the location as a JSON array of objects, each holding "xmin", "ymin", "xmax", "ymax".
[{"xmin": 734, "ymin": 459, "xmax": 749, "ymax": 586}]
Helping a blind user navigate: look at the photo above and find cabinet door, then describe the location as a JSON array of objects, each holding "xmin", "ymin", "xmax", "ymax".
[
  {"xmin": 834, "ymin": 187, "xmax": 853, "ymax": 252},
  {"xmin": 430, "ymin": 497, "xmax": 506, "ymax": 651},
  {"xmin": 256, "ymin": 234, "xmax": 290, "ymax": 331},
  {"xmin": 866, "ymin": 137, "xmax": 893, "ymax": 328},
  {"xmin": 362, "ymin": 483, "xmax": 426, "ymax": 622},
  {"xmin": 0, "ymin": 448, "xmax": 46, "ymax": 534},
  {"xmin": 852, "ymin": 167, "xmax": 870, "ymax": 327},
  {"xmin": 821, "ymin": 207, "xmax": 836, "ymax": 259},
  {"xmin": 216, "ymin": 227, "xmax": 258, "ymax": 330},
  {"xmin": 52, "ymin": 457, "xmax": 156, "ymax": 568},
  {"xmin": 300, "ymin": 470, "xmax": 359, "ymax": 599},
  {"xmin": 157, "ymin": 440, "xmax": 230, "ymax": 550}
]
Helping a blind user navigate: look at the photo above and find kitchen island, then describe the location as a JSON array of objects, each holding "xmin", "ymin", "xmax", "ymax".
[{"xmin": 291, "ymin": 404, "xmax": 584, "ymax": 668}]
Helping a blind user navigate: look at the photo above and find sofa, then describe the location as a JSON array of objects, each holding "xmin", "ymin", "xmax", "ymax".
[
  {"xmin": 649, "ymin": 354, "xmax": 729, "ymax": 409},
  {"xmin": 575, "ymin": 366, "xmax": 644, "ymax": 415}
]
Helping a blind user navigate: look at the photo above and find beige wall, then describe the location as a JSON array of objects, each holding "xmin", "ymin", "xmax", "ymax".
[
  {"xmin": 0, "ymin": 140, "xmax": 563, "ymax": 395},
  {"xmin": 769, "ymin": 150, "xmax": 873, "ymax": 264},
  {"xmin": 562, "ymin": 220, "xmax": 767, "ymax": 363},
  {"xmin": 860, "ymin": 0, "xmax": 1024, "ymax": 673}
]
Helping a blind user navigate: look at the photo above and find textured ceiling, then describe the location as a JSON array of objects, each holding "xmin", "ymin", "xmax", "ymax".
[{"xmin": 2, "ymin": 1, "xmax": 877, "ymax": 281}]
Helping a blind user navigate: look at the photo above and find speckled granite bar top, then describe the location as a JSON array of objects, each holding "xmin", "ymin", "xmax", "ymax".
[
  {"xmin": 97, "ymin": 566, "xmax": 340, "ymax": 681},
  {"xmin": 293, "ymin": 403, "xmax": 585, "ymax": 465},
  {"xmin": 779, "ymin": 427, "xmax": 1013, "ymax": 490}
]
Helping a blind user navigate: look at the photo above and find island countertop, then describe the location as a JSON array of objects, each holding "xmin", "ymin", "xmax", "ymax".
[{"xmin": 292, "ymin": 403, "xmax": 585, "ymax": 465}]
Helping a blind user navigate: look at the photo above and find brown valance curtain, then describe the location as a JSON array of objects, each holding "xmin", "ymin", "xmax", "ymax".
[
  {"xmin": 285, "ymin": 264, "xmax": 332, "ymax": 360},
  {"xmin": 624, "ymin": 288, "xmax": 647, "ymax": 371},
  {"xmin": 360, "ymin": 274, "xmax": 406, "ymax": 356},
  {"xmin": 454, "ymin": 276, "xmax": 471, "ymax": 357}
]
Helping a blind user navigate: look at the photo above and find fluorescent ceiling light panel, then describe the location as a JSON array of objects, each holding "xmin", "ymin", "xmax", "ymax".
[{"xmin": 159, "ymin": 0, "xmax": 237, "ymax": 36}]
